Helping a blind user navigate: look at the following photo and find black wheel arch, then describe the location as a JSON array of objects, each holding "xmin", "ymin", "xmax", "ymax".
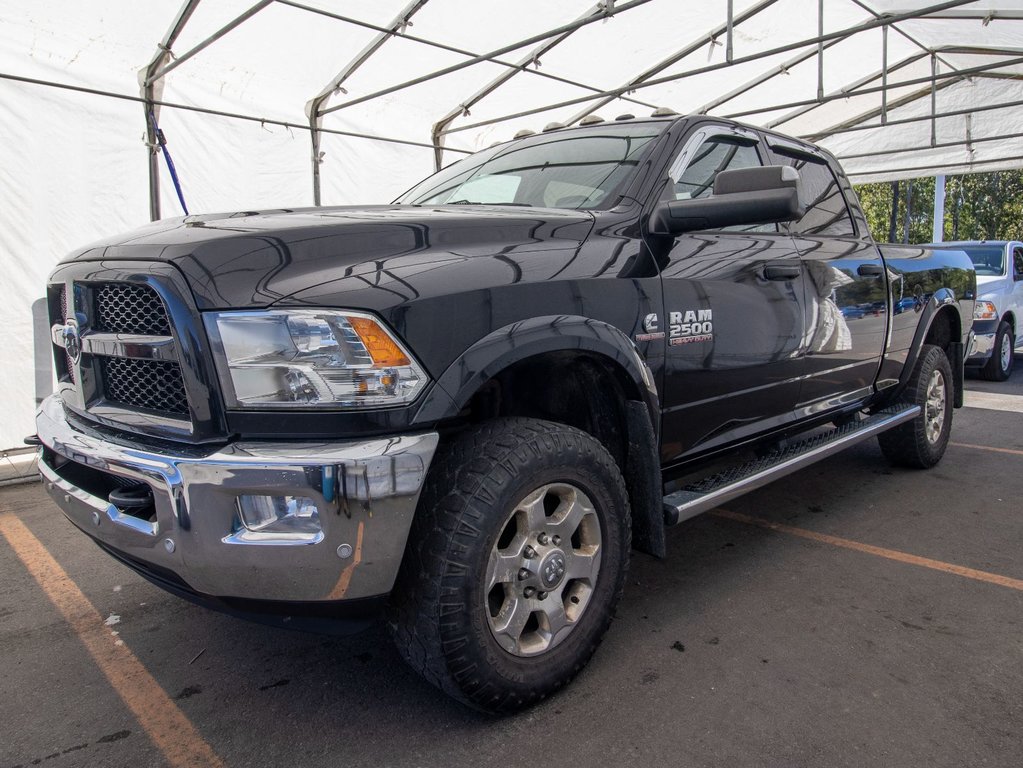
[{"xmin": 411, "ymin": 315, "xmax": 665, "ymax": 558}]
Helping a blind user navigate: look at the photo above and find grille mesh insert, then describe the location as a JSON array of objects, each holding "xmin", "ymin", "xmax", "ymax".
[
  {"xmin": 100, "ymin": 357, "xmax": 189, "ymax": 415},
  {"xmin": 94, "ymin": 283, "xmax": 171, "ymax": 335},
  {"xmin": 59, "ymin": 285, "xmax": 75, "ymax": 384}
]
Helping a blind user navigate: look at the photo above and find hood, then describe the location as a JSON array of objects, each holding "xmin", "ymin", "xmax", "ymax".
[
  {"xmin": 62, "ymin": 205, "xmax": 594, "ymax": 309},
  {"xmin": 976, "ymin": 273, "xmax": 1008, "ymax": 291}
]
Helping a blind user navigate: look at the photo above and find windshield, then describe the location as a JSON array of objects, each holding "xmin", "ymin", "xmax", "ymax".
[
  {"xmin": 397, "ymin": 123, "xmax": 665, "ymax": 210},
  {"xmin": 960, "ymin": 245, "xmax": 1006, "ymax": 276}
]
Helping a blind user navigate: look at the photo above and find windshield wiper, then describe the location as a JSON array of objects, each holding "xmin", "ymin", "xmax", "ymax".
[{"xmin": 446, "ymin": 200, "xmax": 534, "ymax": 207}]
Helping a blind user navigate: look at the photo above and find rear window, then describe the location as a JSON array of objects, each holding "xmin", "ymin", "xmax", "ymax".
[{"xmin": 961, "ymin": 246, "xmax": 1005, "ymax": 276}]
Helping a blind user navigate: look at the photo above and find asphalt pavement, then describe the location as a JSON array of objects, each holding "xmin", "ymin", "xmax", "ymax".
[{"xmin": 2, "ymin": 369, "xmax": 1022, "ymax": 768}]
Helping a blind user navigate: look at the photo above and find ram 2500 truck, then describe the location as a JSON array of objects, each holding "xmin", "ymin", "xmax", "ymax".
[
  {"xmin": 927, "ymin": 240, "xmax": 1023, "ymax": 381},
  {"xmin": 35, "ymin": 114, "xmax": 974, "ymax": 713}
]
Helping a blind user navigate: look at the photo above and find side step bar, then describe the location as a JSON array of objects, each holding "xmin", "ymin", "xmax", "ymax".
[{"xmin": 663, "ymin": 404, "xmax": 921, "ymax": 526}]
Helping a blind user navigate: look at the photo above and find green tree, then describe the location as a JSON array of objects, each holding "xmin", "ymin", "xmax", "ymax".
[{"xmin": 854, "ymin": 170, "xmax": 1023, "ymax": 244}]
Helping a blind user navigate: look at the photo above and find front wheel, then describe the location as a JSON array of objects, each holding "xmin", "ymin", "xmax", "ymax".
[
  {"xmin": 981, "ymin": 320, "xmax": 1014, "ymax": 381},
  {"xmin": 878, "ymin": 344, "xmax": 953, "ymax": 468},
  {"xmin": 389, "ymin": 418, "xmax": 631, "ymax": 713}
]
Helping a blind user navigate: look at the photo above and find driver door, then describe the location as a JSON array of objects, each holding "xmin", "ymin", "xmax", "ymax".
[{"xmin": 652, "ymin": 124, "xmax": 807, "ymax": 465}]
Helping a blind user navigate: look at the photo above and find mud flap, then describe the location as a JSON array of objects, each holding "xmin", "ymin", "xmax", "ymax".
[
  {"xmin": 950, "ymin": 341, "xmax": 965, "ymax": 408},
  {"xmin": 625, "ymin": 401, "xmax": 665, "ymax": 558}
]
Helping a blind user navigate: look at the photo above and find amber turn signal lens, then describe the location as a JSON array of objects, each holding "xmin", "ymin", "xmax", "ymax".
[{"xmin": 349, "ymin": 316, "xmax": 411, "ymax": 366}]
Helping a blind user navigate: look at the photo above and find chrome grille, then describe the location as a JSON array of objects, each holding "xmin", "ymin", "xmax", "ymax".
[
  {"xmin": 100, "ymin": 357, "xmax": 189, "ymax": 415},
  {"xmin": 59, "ymin": 285, "xmax": 75, "ymax": 384},
  {"xmin": 94, "ymin": 283, "xmax": 171, "ymax": 335}
]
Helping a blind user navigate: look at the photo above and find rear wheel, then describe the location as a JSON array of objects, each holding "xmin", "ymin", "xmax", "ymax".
[
  {"xmin": 981, "ymin": 321, "xmax": 1014, "ymax": 381},
  {"xmin": 878, "ymin": 344, "xmax": 953, "ymax": 468},
  {"xmin": 389, "ymin": 418, "xmax": 630, "ymax": 713}
]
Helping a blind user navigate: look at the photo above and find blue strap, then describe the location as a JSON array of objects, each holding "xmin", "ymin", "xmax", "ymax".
[{"xmin": 148, "ymin": 109, "xmax": 189, "ymax": 216}]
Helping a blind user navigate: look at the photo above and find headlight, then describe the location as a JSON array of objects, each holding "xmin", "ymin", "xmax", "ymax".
[
  {"xmin": 204, "ymin": 310, "xmax": 427, "ymax": 408},
  {"xmin": 974, "ymin": 300, "xmax": 998, "ymax": 321}
]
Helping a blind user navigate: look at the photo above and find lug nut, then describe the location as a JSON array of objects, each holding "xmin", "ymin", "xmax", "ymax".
[
  {"xmin": 518, "ymin": 568, "xmax": 531, "ymax": 581},
  {"xmin": 523, "ymin": 545, "xmax": 536, "ymax": 559},
  {"xmin": 552, "ymin": 535, "xmax": 562, "ymax": 546},
  {"xmin": 537, "ymin": 532, "xmax": 549, "ymax": 545},
  {"xmin": 523, "ymin": 586, "xmax": 537, "ymax": 598},
  {"xmin": 538, "ymin": 591, "xmax": 548, "ymax": 600}
]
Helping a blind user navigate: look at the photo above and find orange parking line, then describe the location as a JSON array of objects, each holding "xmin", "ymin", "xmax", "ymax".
[
  {"xmin": 711, "ymin": 508, "xmax": 1023, "ymax": 592},
  {"xmin": 327, "ymin": 521, "xmax": 365, "ymax": 600},
  {"xmin": 0, "ymin": 513, "xmax": 225, "ymax": 768},
  {"xmin": 950, "ymin": 441, "xmax": 1023, "ymax": 458}
]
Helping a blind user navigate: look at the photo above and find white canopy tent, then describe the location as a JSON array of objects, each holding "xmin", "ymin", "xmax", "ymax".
[{"xmin": 1, "ymin": 0, "xmax": 1022, "ymax": 449}]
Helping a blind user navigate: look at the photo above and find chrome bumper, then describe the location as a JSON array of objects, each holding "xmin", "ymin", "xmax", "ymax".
[
  {"xmin": 967, "ymin": 331, "xmax": 995, "ymax": 363},
  {"xmin": 36, "ymin": 395, "xmax": 438, "ymax": 603}
]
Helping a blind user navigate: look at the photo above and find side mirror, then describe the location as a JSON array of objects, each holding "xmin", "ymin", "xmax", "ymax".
[{"xmin": 651, "ymin": 165, "xmax": 805, "ymax": 235}]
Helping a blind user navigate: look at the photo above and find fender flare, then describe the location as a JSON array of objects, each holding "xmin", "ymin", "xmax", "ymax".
[
  {"xmin": 411, "ymin": 315, "xmax": 660, "ymax": 430},
  {"xmin": 888, "ymin": 288, "xmax": 964, "ymax": 402}
]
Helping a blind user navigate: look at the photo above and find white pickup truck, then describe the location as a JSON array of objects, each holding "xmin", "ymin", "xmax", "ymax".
[{"xmin": 930, "ymin": 241, "xmax": 1023, "ymax": 381}]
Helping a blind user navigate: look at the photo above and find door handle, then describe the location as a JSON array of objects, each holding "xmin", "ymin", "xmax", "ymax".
[
  {"xmin": 763, "ymin": 264, "xmax": 801, "ymax": 281},
  {"xmin": 857, "ymin": 263, "xmax": 884, "ymax": 277}
]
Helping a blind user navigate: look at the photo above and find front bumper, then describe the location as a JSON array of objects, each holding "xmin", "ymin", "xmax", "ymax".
[
  {"xmin": 967, "ymin": 319, "xmax": 997, "ymax": 364},
  {"xmin": 36, "ymin": 395, "xmax": 438, "ymax": 603}
]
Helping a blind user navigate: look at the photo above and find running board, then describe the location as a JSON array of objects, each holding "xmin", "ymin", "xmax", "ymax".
[{"xmin": 663, "ymin": 404, "xmax": 921, "ymax": 526}]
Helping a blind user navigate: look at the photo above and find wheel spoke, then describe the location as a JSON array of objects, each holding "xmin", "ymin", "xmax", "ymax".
[
  {"xmin": 547, "ymin": 490, "xmax": 589, "ymax": 538},
  {"xmin": 540, "ymin": 597, "xmax": 569, "ymax": 637},
  {"xmin": 565, "ymin": 547, "xmax": 600, "ymax": 581},
  {"xmin": 491, "ymin": 596, "xmax": 532, "ymax": 646},
  {"xmin": 485, "ymin": 551, "xmax": 521, "ymax": 591},
  {"xmin": 517, "ymin": 490, "xmax": 547, "ymax": 534}
]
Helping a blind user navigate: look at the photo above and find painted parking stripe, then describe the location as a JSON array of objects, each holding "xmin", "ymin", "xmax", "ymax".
[
  {"xmin": 963, "ymin": 390, "xmax": 1023, "ymax": 414},
  {"xmin": 950, "ymin": 441, "xmax": 1023, "ymax": 458},
  {"xmin": 711, "ymin": 508, "xmax": 1023, "ymax": 592},
  {"xmin": 0, "ymin": 513, "xmax": 226, "ymax": 768}
]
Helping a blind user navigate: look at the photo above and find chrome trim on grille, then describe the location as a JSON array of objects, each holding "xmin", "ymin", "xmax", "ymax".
[
  {"xmin": 52, "ymin": 327, "xmax": 178, "ymax": 362},
  {"xmin": 47, "ymin": 261, "xmax": 227, "ymax": 443}
]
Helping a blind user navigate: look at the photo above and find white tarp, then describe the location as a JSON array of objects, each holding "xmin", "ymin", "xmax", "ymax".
[{"xmin": 1, "ymin": 0, "xmax": 1022, "ymax": 448}]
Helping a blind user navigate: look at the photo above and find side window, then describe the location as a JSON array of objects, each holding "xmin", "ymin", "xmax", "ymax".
[
  {"xmin": 777, "ymin": 156, "xmax": 855, "ymax": 236},
  {"xmin": 1014, "ymin": 247, "xmax": 1023, "ymax": 280},
  {"xmin": 671, "ymin": 138, "xmax": 761, "ymax": 201},
  {"xmin": 667, "ymin": 136, "xmax": 771, "ymax": 232}
]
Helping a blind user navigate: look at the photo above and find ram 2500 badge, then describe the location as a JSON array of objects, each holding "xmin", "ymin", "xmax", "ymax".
[{"xmin": 35, "ymin": 113, "xmax": 974, "ymax": 712}]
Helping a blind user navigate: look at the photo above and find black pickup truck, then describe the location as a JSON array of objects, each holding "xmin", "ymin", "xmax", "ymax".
[{"xmin": 36, "ymin": 113, "xmax": 974, "ymax": 713}]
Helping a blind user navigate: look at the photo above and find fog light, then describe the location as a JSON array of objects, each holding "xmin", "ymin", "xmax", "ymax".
[{"xmin": 233, "ymin": 495, "xmax": 322, "ymax": 543}]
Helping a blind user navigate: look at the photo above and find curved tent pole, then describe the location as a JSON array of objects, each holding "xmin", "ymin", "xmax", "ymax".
[
  {"xmin": 429, "ymin": 2, "xmax": 651, "ymax": 172},
  {"xmin": 305, "ymin": 0, "xmax": 431, "ymax": 206},
  {"xmin": 319, "ymin": 0, "xmax": 654, "ymax": 117},
  {"xmin": 562, "ymin": 0, "xmax": 781, "ymax": 127},
  {"xmin": 140, "ymin": 0, "xmax": 273, "ymax": 221},
  {"xmin": 140, "ymin": 0, "xmax": 201, "ymax": 222},
  {"xmin": 439, "ymin": 0, "xmax": 977, "ymax": 139}
]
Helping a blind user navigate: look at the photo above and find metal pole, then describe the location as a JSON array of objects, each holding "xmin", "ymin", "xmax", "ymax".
[
  {"xmin": 144, "ymin": 1, "xmax": 273, "ymax": 85},
  {"xmin": 881, "ymin": 25, "xmax": 888, "ymax": 124},
  {"xmin": 726, "ymin": 0, "xmax": 734, "ymax": 62},
  {"xmin": 321, "ymin": 0, "xmax": 654, "ymax": 116},
  {"xmin": 725, "ymin": 52, "xmax": 1023, "ymax": 122},
  {"xmin": 817, "ymin": 0, "xmax": 824, "ymax": 101},
  {"xmin": 933, "ymin": 174, "xmax": 946, "ymax": 242},
  {"xmin": 888, "ymin": 181, "xmax": 900, "ymax": 242},
  {"xmin": 806, "ymin": 97, "xmax": 1023, "ymax": 141},
  {"xmin": 564, "ymin": 0, "xmax": 780, "ymax": 126},
  {"xmin": 431, "ymin": 1, "xmax": 620, "ymax": 171},
  {"xmin": 306, "ymin": 0, "xmax": 430, "ymax": 206},
  {"xmin": 441, "ymin": 0, "xmax": 976, "ymax": 137},
  {"xmin": 141, "ymin": 0, "xmax": 201, "ymax": 222},
  {"xmin": 904, "ymin": 180, "xmax": 913, "ymax": 243},
  {"xmin": 931, "ymin": 54, "xmax": 938, "ymax": 146}
]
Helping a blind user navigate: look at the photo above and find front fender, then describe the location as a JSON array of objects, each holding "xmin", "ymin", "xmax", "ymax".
[{"xmin": 411, "ymin": 315, "xmax": 660, "ymax": 430}]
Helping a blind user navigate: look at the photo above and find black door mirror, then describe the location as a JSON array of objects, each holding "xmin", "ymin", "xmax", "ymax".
[{"xmin": 651, "ymin": 165, "xmax": 805, "ymax": 235}]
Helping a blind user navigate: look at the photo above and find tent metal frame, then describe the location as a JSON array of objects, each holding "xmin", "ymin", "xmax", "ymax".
[{"xmin": 139, "ymin": 0, "xmax": 1023, "ymax": 217}]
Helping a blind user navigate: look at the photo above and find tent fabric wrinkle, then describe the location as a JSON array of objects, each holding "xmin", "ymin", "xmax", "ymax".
[{"xmin": 1, "ymin": 0, "xmax": 1021, "ymax": 449}]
